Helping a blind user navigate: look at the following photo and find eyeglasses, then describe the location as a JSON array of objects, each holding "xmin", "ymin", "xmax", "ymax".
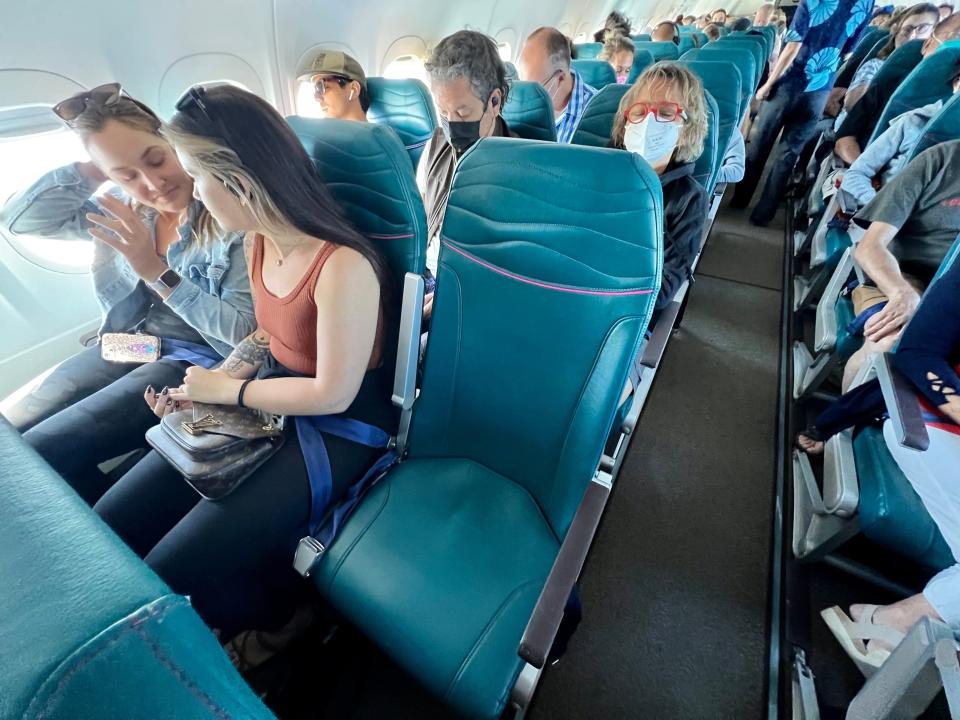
[
  {"xmin": 899, "ymin": 21, "xmax": 935, "ymax": 38},
  {"xmin": 53, "ymin": 82, "xmax": 123, "ymax": 125},
  {"xmin": 624, "ymin": 101, "xmax": 688, "ymax": 124},
  {"xmin": 313, "ymin": 75, "xmax": 348, "ymax": 98}
]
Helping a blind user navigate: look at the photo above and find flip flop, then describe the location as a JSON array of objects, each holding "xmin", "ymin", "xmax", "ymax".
[{"xmin": 821, "ymin": 604, "xmax": 906, "ymax": 677}]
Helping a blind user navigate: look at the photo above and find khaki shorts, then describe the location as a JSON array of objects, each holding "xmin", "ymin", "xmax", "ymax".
[{"xmin": 851, "ymin": 274, "xmax": 925, "ymax": 316}]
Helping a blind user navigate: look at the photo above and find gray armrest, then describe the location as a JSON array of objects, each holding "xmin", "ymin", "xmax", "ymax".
[
  {"xmin": 640, "ymin": 299, "xmax": 682, "ymax": 369},
  {"xmin": 518, "ymin": 475, "xmax": 611, "ymax": 669},
  {"xmin": 391, "ymin": 273, "xmax": 424, "ymax": 452},
  {"xmin": 876, "ymin": 352, "xmax": 929, "ymax": 452}
]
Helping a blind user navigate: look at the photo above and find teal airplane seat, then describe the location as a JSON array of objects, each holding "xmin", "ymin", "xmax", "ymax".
[
  {"xmin": 693, "ymin": 90, "xmax": 722, "ymax": 193},
  {"xmin": 366, "ymin": 77, "xmax": 437, "ymax": 169},
  {"xmin": 571, "ymin": 58, "xmax": 617, "ymax": 89},
  {"xmin": 696, "ymin": 43, "xmax": 759, "ymax": 91},
  {"xmin": 311, "ymin": 138, "xmax": 664, "ymax": 719},
  {"xmin": 625, "ymin": 48, "xmax": 656, "ymax": 84},
  {"xmin": 632, "ymin": 40, "xmax": 680, "ymax": 64},
  {"xmin": 835, "ymin": 28, "xmax": 888, "ymax": 88},
  {"xmin": 678, "ymin": 35, "xmax": 697, "ymax": 55},
  {"xmin": 681, "ymin": 59, "xmax": 743, "ymax": 159},
  {"xmin": 718, "ymin": 34, "xmax": 766, "ymax": 80},
  {"xmin": 848, "ymin": 40, "xmax": 924, "ymax": 144},
  {"xmin": 573, "ymin": 41, "xmax": 602, "ymax": 59},
  {"xmin": 908, "ymin": 91, "xmax": 960, "ymax": 159},
  {"xmin": 0, "ymin": 419, "xmax": 273, "ymax": 720},
  {"xmin": 681, "ymin": 47, "xmax": 753, "ymax": 115},
  {"xmin": 569, "ymin": 83, "xmax": 630, "ymax": 147},
  {"xmin": 502, "ymin": 81, "xmax": 558, "ymax": 141}
]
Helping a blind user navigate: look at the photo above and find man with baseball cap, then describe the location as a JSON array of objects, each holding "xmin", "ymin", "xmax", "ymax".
[{"xmin": 297, "ymin": 50, "xmax": 370, "ymax": 122}]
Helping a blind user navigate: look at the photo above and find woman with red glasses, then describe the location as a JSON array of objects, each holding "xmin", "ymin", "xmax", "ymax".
[{"xmin": 609, "ymin": 62, "xmax": 709, "ymax": 314}]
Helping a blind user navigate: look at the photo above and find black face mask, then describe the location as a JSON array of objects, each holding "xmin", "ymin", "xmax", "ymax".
[{"xmin": 439, "ymin": 113, "xmax": 483, "ymax": 154}]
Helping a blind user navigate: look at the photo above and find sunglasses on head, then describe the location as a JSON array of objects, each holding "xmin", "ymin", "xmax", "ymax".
[
  {"xmin": 175, "ymin": 84, "xmax": 216, "ymax": 122},
  {"xmin": 53, "ymin": 82, "xmax": 123, "ymax": 125}
]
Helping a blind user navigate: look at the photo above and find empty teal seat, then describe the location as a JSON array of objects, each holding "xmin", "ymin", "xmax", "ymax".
[
  {"xmin": 868, "ymin": 39, "xmax": 960, "ymax": 145},
  {"xmin": 366, "ymin": 77, "xmax": 437, "ymax": 169},
  {"xmin": 855, "ymin": 426, "xmax": 954, "ymax": 571},
  {"xmin": 287, "ymin": 117, "xmax": 426, "ymax": 281},
  {"xmin": 0, "ymin": 419, "xmax": 273, "ymax": 720},
  {"xmin": 694, "ymin": 90, "xmax": 722, "ymax": 192},
  {"xmin": 633, "ymin": 40, "xmax": 680, "ymax": 63},
  {"xmin": 570, "ymin": 83, "xmax": 630, "ymax": 147},
  {"xmin": 571, "ymin": 58, "xmax": 617, "ymax": 89},
  {"xmin": 574, "ymin": 42, "xmax": 602, "ymax": 59},
  {"xmin": 681, "ymin": 59, "xmax": 743, "ymax": 161},
  {"xmin": 311, "ymin": 137, "xmax": 663, "ymax": 719},
  {"xmin": 625, "ymin": 48, "xmax": 656, "ymax": 84},
  {"xmin": 502, "ymin": 80, "xmax": 557, "ymax": 141}
]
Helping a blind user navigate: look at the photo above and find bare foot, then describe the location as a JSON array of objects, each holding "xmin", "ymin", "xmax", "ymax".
[
  {"xmin": 850, "ymin": 595, "xmax": 943, "ymax": 654},
  {"xmin": 797, "ymin": 432, "xmax": 824, "ymax": 455}
]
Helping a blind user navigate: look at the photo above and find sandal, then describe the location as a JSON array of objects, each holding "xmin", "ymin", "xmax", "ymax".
[
  {"xmin": 821, "ymin": 604, "xmax": 906, "ymax": 677},
  {"xmin": 224, "ymin": 603, "xmax": 315, "ymax": 673}
]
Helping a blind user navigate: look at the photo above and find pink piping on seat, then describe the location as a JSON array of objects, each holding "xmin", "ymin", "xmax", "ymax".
[{"xmin": 442, "ymin": 241, "xmax": 654, "ymax": 297}]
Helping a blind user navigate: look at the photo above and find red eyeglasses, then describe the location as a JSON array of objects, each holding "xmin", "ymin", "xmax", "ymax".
[{"xmin": 624, "ymin": 101, "xmax": 688, "ymax": 124}]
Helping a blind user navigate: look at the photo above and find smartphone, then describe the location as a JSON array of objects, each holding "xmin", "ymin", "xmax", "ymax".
[{"xmin": 100, "ymin": 332, "xmax": 161, "ymax": 363}]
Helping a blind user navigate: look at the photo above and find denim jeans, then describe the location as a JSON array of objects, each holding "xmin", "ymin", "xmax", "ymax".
[
  {"xmin": 733, "ymin": 81, "xmax": 829, "ymax": 225},
  {"xmin": 4, "ymin": 344, "xmax": 188, "ymax": 503}
]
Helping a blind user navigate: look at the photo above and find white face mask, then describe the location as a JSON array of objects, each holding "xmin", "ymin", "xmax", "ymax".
[{"xmin": 623, "ymin": 114, "xmax": 681, "ymax": 166}]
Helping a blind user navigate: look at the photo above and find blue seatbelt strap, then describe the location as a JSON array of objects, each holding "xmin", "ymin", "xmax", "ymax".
[{"xmin": 160, "ymin": 338, "xmax": 223, "ymax": 369}]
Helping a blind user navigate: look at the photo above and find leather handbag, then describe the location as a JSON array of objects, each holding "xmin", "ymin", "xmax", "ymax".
[{"xmin": 145, "ymin": 402, "xmax": 284, "ymax": 500}]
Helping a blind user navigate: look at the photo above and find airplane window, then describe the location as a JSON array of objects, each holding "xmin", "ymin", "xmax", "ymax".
[
  {"xmin": 498, "ymin": 42, "xmax": 512, "ymax": 62},
  {"xmin": 383, "ymin": 54, "xmax": 429, "ymax": 84},
  {"xmin": 294, "ymin": 80, "xmax": 326, "ymax": 119},
  {"xmin": 573, "ymin": 32, "xmax": 588, "ymax": 43},
  {"xmin": 0, "ymin": 119, "xmax": 94, "ymax": 272}
]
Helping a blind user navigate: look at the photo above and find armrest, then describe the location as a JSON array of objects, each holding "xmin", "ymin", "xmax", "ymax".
[
  {"xmin": 391, "ymin": 273, "xmax": 424, "ymax": 453},
  {"xmin": 518, "ymin": 475, "xmax": 611, "ymax": 669},
  {"xmin": 876, "ymin": 352, "xmax": 929, "ymax": 452},
  {"xmin": 640, "ymin": 299, "xmax": 683, "ymax": 369}
]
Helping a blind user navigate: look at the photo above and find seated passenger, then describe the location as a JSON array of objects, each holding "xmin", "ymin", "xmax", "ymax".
[
  {"xmin": 833, "ymin": 3, "xmax": 940, "ymax": 130},
  {"xmin": 594, "ymin": 10, "xmax": 632, "ymax": 43},
  {"xmin": 718, "ymin": 130, "xmax": 747, "ymax": 184},
  {"xmin": 842, "ymin": 140, "xmax": 960, "ymax": 390},
  {"xmin": 94, "ymin": 84, "xmax": 393, "ymax": 641},
  {"xmin": 0, "ymin": 83, "xmax": 254, "ymax": 504},
  {"xmin": 599, "ymin": 33, "xmax": 636, "ymax": 84},
  {"xmin": 820, "ymin": 259, "xmax": 960, "ymax": 672},
  {"xmin": 417, "ymin": 30, "xmax": 514, "ymax": 278},
  {"xmin": 610, "ymin": 63, "xmax": 709, "ymax": 311},
  {"xmin": 731, "ymin": 17, "xmax": 753, "ymax": 32},
  {"xmin": 712, "ymin": 8, "xmax": 729, "ymax": 24},
  {"xmin": 684, "ymin": 15, "xmax": 697, "ymax": 26},
  {"xmin": 840, "ymin": 62, "xmax": 960, "ymax": 209},
  {"xmin": 835, "ymin": 12, "xmax": 960, "ymax": 165},
  {"xmin": 652, "ymin": 21, "xmax": 680, "ymax": 44},
  {"xmin": 297, "ymin": 49, "xmax": 370, "ymax": 122},
  {"xmin": 704, "ymin": 23, "xmax": 723, "ymax": 42},
  {"xmin": 519, "ymin": 26, "xmax": 598, "ymax": 143}
]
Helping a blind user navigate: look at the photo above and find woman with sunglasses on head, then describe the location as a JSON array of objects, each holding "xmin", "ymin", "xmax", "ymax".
[
  {"xmin": 93, "ymin": 84, "xmax": 395, "ymax": 644},
  {"xmin": 609, "ymin": 63, "xmax": 709, "ymax": 314},
  {"xmin": 0, "ymin": 83, "xmax": 254, "ymax": 504}
]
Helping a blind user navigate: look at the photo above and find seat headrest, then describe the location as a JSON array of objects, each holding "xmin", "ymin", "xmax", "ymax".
[
  {"xmin": 633, "ymin": 41, "xmax": 680, "ymax": 62},
  {"xmin": 681, "ymin": 48, "xmax": 752, "ymax": 115},
  {"xmin": 678, "ymin": 35, "xmax": 698, "ymax": 54},
  {"xmin": 286, "ymin": 116, "xmax": 426, "ymax": 280},
  {"xmin": 696, "ymin": 43, "xmax": 758, "ymax": 91},
  {"xmin": 366, "ymin": 77, "xmax": 437, "ymax": 169},
  {"xmin": 693, "ymin": 90, "xmax": 721, "ymax": 193},
  {"xmin": 626, "ymin": 48, "xmax": 656, "ymax": 84},
  {"xmin": 869, "ymin": 39, "xmax": 960, "ymax": 145},
  {"xmin": 501, "ymin": 81, "xmax": 557, "ymax": 142},
  {"xmin": 631, "ymin": 34, "xmax": 651, "ymax": 42},
  {"xmin": 718, "ymin": 35, "xmax": 765, "ymax": 76},
  {"xmin": 573, "ymin": 42, "xmax": 602, "ymax": 59},
  {"xmin": 681, "ymin": 59, "xmax": 742, "ymax": 152},
  {"xmin": 571, "ymin": 59, "xmax": 617, "ymax": 89},
  {"xmin": 570, "ymin": 83, "xmax": 630, "ymax": 147}
]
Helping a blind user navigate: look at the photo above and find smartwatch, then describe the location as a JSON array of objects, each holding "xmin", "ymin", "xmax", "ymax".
[{"xmin": 149, "ymin": 268, "xmax": 182, "ymax": 293}]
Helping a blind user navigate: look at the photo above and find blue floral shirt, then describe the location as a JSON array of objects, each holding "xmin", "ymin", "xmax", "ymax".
[{"xmin": 781, "ymin": 0, "xmax": 875, "ymax": 92}]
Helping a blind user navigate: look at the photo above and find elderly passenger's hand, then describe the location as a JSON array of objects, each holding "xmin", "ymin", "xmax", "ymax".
[
  {"xmin": 864, "ymin": 288, "xmax": 922, "ymax": 342},
  {"xmin": 87, "ymin": 195, "xmax": 168, "ymax": 281}
]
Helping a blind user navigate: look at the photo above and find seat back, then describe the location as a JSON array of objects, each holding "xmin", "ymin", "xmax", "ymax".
[
  {"xmin": 678, "ymin": 35, "xmax": 698, "ymax": 55},
  {"xmin": 682, "ymin": 48, "xmax": 753, "ymax": 116},
  {"xmin": 287, "ymin": 117, "xmax": 427, "ymax": 284},
  {"xmin": 836, "ymin": 29, "xmax": 888, "ymax": 88},
  {"xmin": 868, "ymin": 40, "xmax": 960, "ymax": 145},
  {"xmin": 631, "ymin": 33, "xmax": 652, "ymax": 42},
  {"xmin": 501, "ymin": 81, "xmax": 557, "ymax": 141},
  {"xmin": 571, "ymin": 58, "xmax": 618, "ymax": 89},
  {"xmin": 719, "ymin": 35, "xmax": 766, "ymax": 79},
  {"xmin": 633, "ymin": 40, "xmax": 681, "ymax": 63},
  {"xmin": 682, "ymin": 59, "xmax": 743, "ymax": 158},
  {"xmin": 907, "ymin": 92, "xmax": 960, "ymax": 161},
  {"xmin": 569, "ymin": 82, "xmax": 630, "ymax": 147},
  {"xmin": 697, "ymin": 43, "xmax": 758, "ymax": 90},
  {"xmin": 574, "ymin": 42, "xmax": 602, "ymax": 59},
  {"xmin": 366, "ymin": 77, "xmax": 437, "ymax": 169},
  {"xmin": 692, "ymin": 31, "xmax": 709, "ymax": 48},
  {"xmin": 0, "ymin": 420, "xmax": 274, "ymax": 720},
  {"xmin": 749, "ymin": 28, "xmax": 773, "ymax": 59},
  {"xmin": 410, "ymin": 138, "xmax": 663, "ymax": 537},
  {"xmin": 504, "ymin": 61, "xmax": 518, "ymax": 81},
  {"xmin": 626, "ymin": 48, "xmax": 656, "ymax": 84},
  {"xmin": 694, "ymin": 89, "xmax": 722, "ymax": 193}
]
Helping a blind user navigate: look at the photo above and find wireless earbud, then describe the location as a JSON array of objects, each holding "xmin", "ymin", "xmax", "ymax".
[
  {"xmin": 492, "ymin": 95, "xmax": 500, "ymax": 107},
  {"xmin": 348, "ymin": 89, "xmax": 354, "ymax": 101}
]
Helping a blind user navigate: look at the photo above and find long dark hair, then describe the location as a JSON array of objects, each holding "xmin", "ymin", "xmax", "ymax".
[{"xmin": 164, "ymin": 84, "xmax": 390, "ymax": 292}]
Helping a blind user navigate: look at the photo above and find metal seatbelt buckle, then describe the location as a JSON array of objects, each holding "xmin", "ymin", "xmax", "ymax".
[{"xmin": 293, "ymin": 536, "xmax": 325, "ymax": 577}]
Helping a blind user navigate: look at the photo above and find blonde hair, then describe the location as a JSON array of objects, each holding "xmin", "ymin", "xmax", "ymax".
[
  {"xmin": 611, "ymin": 62, "xmax": 708, "ymax": 164},
  {"xmin": 599, "ymin": 33, "xmax": 636, "ymax": 61}
]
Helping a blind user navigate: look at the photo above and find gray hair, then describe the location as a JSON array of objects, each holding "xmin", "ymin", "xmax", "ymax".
[{"xmin": 425, "ymin": 30, "xmax": 510, "ymax": 105}]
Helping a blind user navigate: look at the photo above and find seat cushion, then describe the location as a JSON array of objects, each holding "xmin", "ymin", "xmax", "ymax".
[
  {"xmin": 855, "ymin": 426, "xmax": 954, "ymax": 571},
  {"xmin": 314, "ymin": 458, "xmax": 560, "ymax": 719}
]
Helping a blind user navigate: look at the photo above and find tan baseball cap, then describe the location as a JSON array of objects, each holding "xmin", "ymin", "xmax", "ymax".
[{"xmin": 297, "ymin": 50, "xmax": 367, "ymax": 91}]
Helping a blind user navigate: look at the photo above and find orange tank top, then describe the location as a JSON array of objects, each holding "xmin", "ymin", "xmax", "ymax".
[{"xmin": 250, "ymin": 234, "xmax": 383, "ymax": 376}]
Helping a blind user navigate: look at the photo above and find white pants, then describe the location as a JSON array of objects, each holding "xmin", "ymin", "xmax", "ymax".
[{"xmin": 884, "ymin": 420, "xmax": 960, "ymax": 627}]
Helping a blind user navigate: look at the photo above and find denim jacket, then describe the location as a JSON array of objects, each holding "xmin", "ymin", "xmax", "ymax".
[{"xmin": 0, "ymin": 163, "xmax": 254, "ymax": 358}]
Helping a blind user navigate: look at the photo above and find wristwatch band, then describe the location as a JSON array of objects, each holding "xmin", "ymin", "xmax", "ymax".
[{"xmin": 148, "ymin": 268, "xmax": 182, "ymax": 293}]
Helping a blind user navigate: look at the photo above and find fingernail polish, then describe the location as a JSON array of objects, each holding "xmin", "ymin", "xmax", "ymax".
[
  {"xmin": 161, "ymin": 386, "xmax": 169, "ymax": 395},
  {"xmin": 146, "ymin": 385, "xmax": 153, "ymax": 394}
]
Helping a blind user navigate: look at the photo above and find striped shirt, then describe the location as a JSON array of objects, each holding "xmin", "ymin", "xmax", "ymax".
[{"xmin": 555, "ymin": 70, "xmax": 597, "ymax": 144}]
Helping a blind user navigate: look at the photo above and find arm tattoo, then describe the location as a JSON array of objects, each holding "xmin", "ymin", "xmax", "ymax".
[{"xmin": 221, "ymin": 330, "xmax": 270, "ymax": 374}]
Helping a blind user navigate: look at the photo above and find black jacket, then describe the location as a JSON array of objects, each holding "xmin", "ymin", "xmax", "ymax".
[{"xmin": 656, "ymin": 161, "xmax": 708, "ymax": 310}]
